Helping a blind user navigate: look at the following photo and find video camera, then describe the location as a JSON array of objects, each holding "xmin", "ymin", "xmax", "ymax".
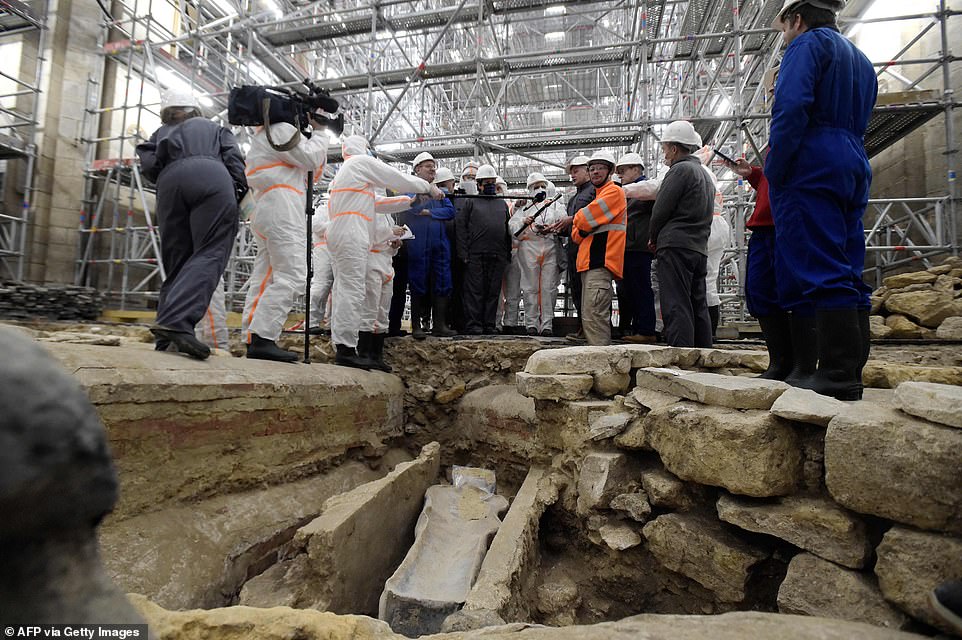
[{"xmin": 228, "ymin": 79, "xmax": 344, "ymax": 142}]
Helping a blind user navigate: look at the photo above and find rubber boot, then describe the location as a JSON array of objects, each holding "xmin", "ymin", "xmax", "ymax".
[
  {"xmin": 411, "ymin": 295, "xmax": 427, "ymax": 341},
  {"xmin": 357, "ymin": 330, "xmax": 374, "ymax": 360},
  {"xmin": 756, "ymin": 314, "xmax": 794, "ymax": 380},
  {"xmin": 370, "ymin": 333, "xmax": 393, "ymax": 373},
  {"xmin": 246, "ymin": 333, "xmax": 298, "ymax": 363},
  {"xmin": 784, "ymin": 313, "xmax": 817, "ymax": 387},
  {"xmin": 856, "ymin": 308, "xmax": 871, "ymax": 394},
  {"xmin": 432, "ymin": 296, "xmax": 457, "ymax": 337},
  {"xmin": 794, "ymin": 308, "xmax": 863, "ymax": 401},
  {"xmin": 334, "ymin": 343, "xmax": 373, "ymax": 370},
  {"xmin": 151, "ymin": 325, "xmax": 210, "ymax": 360}
]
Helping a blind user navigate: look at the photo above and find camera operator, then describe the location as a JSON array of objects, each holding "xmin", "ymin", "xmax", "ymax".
[
  {"xmin": 136, "ymin": 90, "xmax": 248, "ymax": 360},
  {"xmin": 241, "ymin": 113, "xmax": 329, "ymax": 363}
]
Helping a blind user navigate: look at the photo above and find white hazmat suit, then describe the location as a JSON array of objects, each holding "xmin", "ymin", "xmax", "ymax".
[
  {"xmin": 327, "ymin": 135, "xmax": 434, "ymax": 349},
  {"xmin": 509, "ymin": 183, "xmax": 563, "ymax": 333},
  {"xmin": 308, "ymin": 203, "xmax": 335, "ymax": 330},
  {"xmin": 195, "ymin": 276, "xmax": 229, "ymax": 350},
  {"xmin": 242, "ymin": 122, "xmax": 327, "ymax": 344},
  {"xmin": 361, "ymin": 213, "xmax": 401, "ymax": 334}
]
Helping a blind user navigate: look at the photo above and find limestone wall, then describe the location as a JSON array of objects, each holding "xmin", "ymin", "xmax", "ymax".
[{"xmin": 514, "ymin": 344, "xmax": 962, "ymax": 634}]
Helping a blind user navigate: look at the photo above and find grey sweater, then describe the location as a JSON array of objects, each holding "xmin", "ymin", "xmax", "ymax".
[{"xmin": 649, "ymin": 155, "xmax": 713, "ymax": 256}]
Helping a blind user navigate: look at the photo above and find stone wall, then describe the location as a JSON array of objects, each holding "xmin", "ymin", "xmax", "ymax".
[
  {"xmin": 512, "ymin": 344, "xmax": 962, "ymax": 634},
  {"xmin": 870, "ymin": 256, "xmax": 962, "ymax": 341}
]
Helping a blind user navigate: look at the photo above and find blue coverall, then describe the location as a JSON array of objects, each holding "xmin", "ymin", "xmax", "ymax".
[
  {"xmin": 765, "ymin": 26, "xmax": 878, "ymax": 311},
  {"xmin": 403, "ymin": 195, "xmax": 456, "ymax": 297}
]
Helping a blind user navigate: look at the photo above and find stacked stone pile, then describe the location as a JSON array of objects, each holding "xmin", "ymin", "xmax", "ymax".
[
  {"xmin": 515, "ymin": 345, "xmax": 962, "ymax": 634},
  {"xmin": 0, "ymin": 281, "xmax": 104, "ymax": 321},
  {"xmin": 870, "ymin": 256, "xmax": 962, "ymax": 340}
]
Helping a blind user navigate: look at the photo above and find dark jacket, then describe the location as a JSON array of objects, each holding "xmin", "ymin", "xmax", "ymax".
[
  {"xmin": 456, "ymin": 197, "xmax": 510, "ymax": 258},
  {"xmin": 566, "ymin": 181, "xmax": 596, "ymax": 218},
  {"xmin": 624, "ymin": 177, "xmax": 654, "ymax": 253},
  {"xmin": 137, "ymin": 117, "xmax": 247, "ymax": 196},
  {"xmin": 649, "ymin": 155, "xmax": 713, "ymax": 256}
]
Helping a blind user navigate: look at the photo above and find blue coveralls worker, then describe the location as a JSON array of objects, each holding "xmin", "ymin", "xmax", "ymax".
[
  {"xmin": 136, "ymin": 92, "xmax": 247, "ymax": 360},
  {"xmin": 766, "ymin": 0, "xmax": 878, "ymax": 401}
]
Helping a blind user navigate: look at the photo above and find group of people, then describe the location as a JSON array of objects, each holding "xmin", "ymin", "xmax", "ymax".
[{"xmin": 135, "ymin": 0, "xmax": 877, "ymax": 401}]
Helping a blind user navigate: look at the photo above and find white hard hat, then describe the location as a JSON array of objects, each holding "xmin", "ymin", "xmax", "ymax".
[
  {"xmin": 616, "ymin": 152, "xmax": 645, "ymax": 170},
  {"xmin": 161, "ymin": 89, "xmax": 200, "ymax": 110},
  {"xmin": 496, "ymin": 176, "xmax": 507, "ymax": 187},
  {"xmin": 434, "ymin": 167, "xmax": 455, "ymax": 184},
  {"xmin": 476, "ymin": 164, "xmax": 497, "ymax": 180},
  {"xmin": 526, "ymin": 172, "xmax": 548, "ymax": 189},
  {"xmin": 566, "ymin": 155, "xmax": 590, "ymax": 170},
  {"xmin": 587, "ymin": 151, "xmax": 616, "ymax": 168},
  {"xmin": 461, "ymin": 161, "xmax": 479, "ymax": 175},
  {"xmin": 773, "ymin": 0, "xmax": 844, "ymax": 28},
  {"xmin": 662, "ymin": 120, "xmax": 703, "ymax": 149},
  {"xmin": 413, "ymin": 151, "xmax": 436, "ymax": 168}
]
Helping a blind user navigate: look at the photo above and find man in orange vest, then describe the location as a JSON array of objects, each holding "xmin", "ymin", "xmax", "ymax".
[{"xmin": 571, "ymin": 151, "xmax": 627, "ymax": 346}]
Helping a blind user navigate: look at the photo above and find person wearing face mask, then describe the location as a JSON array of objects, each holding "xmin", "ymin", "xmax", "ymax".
[
  {"xmin": 327, "ymin": 136, "xmax": 443, "ymax": 368},
  {"xmin": 457, "ymin": 164, "xmax": 511, "ymax": 335},
  {"xmin": 445, "ymin": 164, "xmax": 475, "ymax": 333},
  {"xmin": 458, "ymin": 162, "xmax": 480, "ymax": 195},
  {"xmin": 649, "ymin": 121, "xmax": 714, "ymax": 348},
  {"xmin": 544, "ymin": 155, "xmax": 596, "ymax": 342},
  {"xmin": 401, "ymin": 152, "xmax": 457, "ymax": 339},
  {"xmin": 570, "ymin": 152, "xmax": 627, "ymax": 346},
  {"xmin": 767, "ymin": 0, "xmax": 876, "ymax": 401},
  {"xmin": 509, "ymin": 173, "xmax": 562, "ymax": 336},
  {"xmin": 614, "ymin": 154, "xmax": 656, "ymax": 343}
]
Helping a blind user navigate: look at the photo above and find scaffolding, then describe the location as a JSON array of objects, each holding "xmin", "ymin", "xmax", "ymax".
[
  {"xmin": 74, "ymin": 0, "xmax": 959, "ymax": 317},
  {"xmin": 0, "ymin": 0, "xmax": 46, "ymax": 281}
]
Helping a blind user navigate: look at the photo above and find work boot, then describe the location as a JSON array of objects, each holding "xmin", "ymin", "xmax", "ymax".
[
  {"xmin": 526, "ymin": 326, "xmax": 538, "ymax": 336},
  {"xmin": 411, "ymin": 295, "xmax": 427, "ymax": 341},
  {"xmin": 794, "ymin": 309, "xmax": 863, "ymax": 401},
  {"xmin": 757, "ymin": 314, "xmax": 794, "ymax": 380},
  {"xmin": 334, "ymin": 343, "xmax": 373, "ymax": 370},
  {"xmin": 540, "ymin": 329, "xmax": 554, "ymax": 337},
  {"xmin": 566, "ymin": 327, "xmax": 586, "ymax": 344},
  {"xmin": 856, "ymin": 308, "xmax": 871, "ymax": 388},
  {"xmin": 784, "ymin": 313, "xmax": 817, "ymax": 387},
  {"xmin": 931, "ymin": 579, "xmax": 962, "ymax": 634},
  {"xmin": 150, "ymin": 325, "xmax": 210, "ymax": 360},
  {"xmin": 432, "ymin": 296, "xmax": 457, "ymax": 337},
  {"xmin": 357, "ymin": 331, "xmax": 374, "ymax": 360},
  {"xmin": 369, "ymin": 333, "xmax": 393, "ymax": 373},
  {"xmin": 246, "ymin": 333, "xmax": 299, "ymax": 363}
]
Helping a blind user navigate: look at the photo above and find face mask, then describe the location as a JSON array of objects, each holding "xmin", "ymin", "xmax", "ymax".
[
  {"xmin": 612, "ymin": 174, "xmax": 621, "ymax": 184},
  {"xmin": 482, "ymin": 183, "xmax": 497, "ymax": 195},
  {"xmin": 461, "ymin": 179, "xmax": 478, "ymax": 195},
  {"xmin": 530, "ymin": 187, "xmax": 547, "ymax": 197}
]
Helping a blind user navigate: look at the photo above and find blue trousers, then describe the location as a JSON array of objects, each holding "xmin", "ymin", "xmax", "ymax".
[{"xmin": 744, "ymin": 227, "xmax": 814, "ymax": 317}]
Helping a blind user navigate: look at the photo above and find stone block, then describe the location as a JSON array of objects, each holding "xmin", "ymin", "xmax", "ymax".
[
  {"xmin": 592, "ymin": 371, "xmax": 631, "ymax": 397},
  {"xmin": 936, "ymin": 316, "xmax": 962, "ymax": 339},
  {"xmin": 777, "ymin": 553, "xmax": 908, "ymax": 630},
  {"xmin": 770, "ymin": 387, "xmax": 846, "ymax": 428},
  {"xmin": 863, "ymin": 362, "xmax": 962, "ymax": 388},
  {"xmin": 640, "ymin": 465, "xmax": 696, "ymax": 511},
  {"xmin": 622, "ymin": 344, "xmax": 676, "ymax": 368},
  {"xmin": 589, "ymin": 412, "xmax": 631, "ymax": 441},
  {"xmin": 883, "ymin": 314, "xmax": 923, "ymax": 339},
  {"xmin": 610, "ymin": 492, "xmax": 652, "ymax": 522},
  {"xmin": 598, "ymin": 522, "xmax": 642, "ymax": 550},
  {"xmin": 870, "ymin": 296, "xmax": 885, "ymax": 315},
  {"xmin": 717, "ymin": 494, "xmax": 870, "ymax": 569},
  {"xmin": 623, "ymin": 387, "xmax": 681, "ymax": 412},
  {"xmin": 933, "ymin": 274, "xmax": 961, "ymax": 293},
  {"xmin": 883, "ymin": 271, "xmax": 937, "ymax": 289},
  {"xmin": 825, "ymin": 404, "xmax": 962, "ymax": 533},
  {"xmin": 515, "ymin": 372, "xmax": 593, "ymax": 401},
  {"xmin": 885, "ymin": 291, "xmax": 957, "ymax": 328},
  {"xmin": 869, "ymin": 315, "xmax": 894, "ymax": 339},
  {"xmin": 645, "ymin": 402, "xmax": 802, "ymax": 497},
  {"xmin": 894, "ymin": 381, "xmax": 962, "ymax": 429},
  {"xmin": 636, "ymin": 368, "xmax": 789, "ymax": 410},
  {"xmin": 576, "ymin": 452, "xmax": 634, "ymax": 514},
  {"xmin": 296, "ymin": 442, "xmax": 441, "ymax": 616},
  {"xmin": 642, "ymin": 513, "xmax": 768, "ymax": 603},
  {"xmin": 613, "ymin": 416, "xmax": 649, "ymax": 450},
  {"xmin": 524, "ymin": 346, "xmax": 630, "ymax": 375},
  {"xmin": 875, "ymin": 526, "xmax": 962, "ymax": 633},
  {"xmin": 379, "ymin": 482, "xmax": 509, "ymax": 637},
  {"xmin": 697, "ymin": 348, "xmax": 769, "ymax": 372}
]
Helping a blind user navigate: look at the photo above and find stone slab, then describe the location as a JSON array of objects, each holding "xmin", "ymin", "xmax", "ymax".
[
  {"xmin": 825, "ymin": 404, "xmax": 962, "ymax": 533},
  {"xmin": 935, "ymin": 316, "xmax": 962, "ymax": 339},
  {"xmin": 636, "ymin": 368, "xmax": 789, "ymax": 410},
  {"xmin": 894, "ymin": 381, "xmax": 962, "ymax": 429},
  {"xmin": 716, "ymin": 494, "xmax": 870, "ymax": 569},
  {"xmin": 770, "ymin": 387, "xmax": 846, "ymax": 428},
  {"xmin": 696, "ymin": 349, "xmax": 769, "ymax": 372},
  {"xmin": 640, "ymin": 465, "xmax": 696, "ymax": 511},
  {"xmin": 643, "ymin": 513, "xmax": 768, "ymax": 603},
  {"xmin": 863, "ymin": 362, "xmax": 962, "ymax": 388},
  {"xmin": 523, "ymin": 346, "xmax": 630, "ymax": 375},
  {"xmin": 610, "ymin": 492, "xmax": 652, "ymax": 522},
  {"xmin": 621, "ymin": 344, "xmax": 677, "ymax": 368},
  {"xmin": 777, "ymin": 553, "xmax": 908, "ymax": 630},
  {"xmin": 598, "ymin": 522, "xmax": 642, "ymax": 550},
  {"xmin": 576, "ymin": 452, "xmax": 633, "ymax": 514},
  {"xmin": 379, "ymin": 482, "xmax": 509, "ymax": 637},
  {"xmin": 515, "ymin": 372, "xmax": 593, "ymax": 401},
  {"xmin": 645, "ymin": 402, "xmax": 802, "ymax": 497},
  {"xmin": 875, "ymin": 526, "xmax": 962, "ymax": 633},
  {"xmin": 589, "ymin": 412, "xmax": 631, "ymax": 441}
]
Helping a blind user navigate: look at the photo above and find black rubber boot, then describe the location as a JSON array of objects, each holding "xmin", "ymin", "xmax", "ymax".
[
  {"xmin": 784, "ymin": 313, "xmax": 817, "ymax": 387},
  {"xmin": 757, "ymin": 314, "xmax": 794, "ymax": 380},
  {"xmin": 931, "ymin": 579, "xmax": 962, "ymax": 635},
  {"xmin": 432, "ymin": 297, "xmax": 457, "ymax": 337},
  {"xmin": 411, "ymin": 295, "xmax": 427, "ymax": 341},
  {"xmin": 794, "ymin": 308, "xmax": 863, "ymax": 401},
  {"xmin": 357, "ymin": 331, "xmax": 374, "ymax": 360},
  {"xmin": 150, "ymin": 325, "xmax": 211, "ymax": 360},
  {"xmin": 246, "ymin": 333, "xmax": 299, "ymax": 363},
  {"xmin": 856, "ymin": 308, "xmax": 871, "ymax": 390},
  {"xmin": 370, "ymin": 334, "xmax": 393, "ymax": 373},
  {"xmin": 334, "ymin": 343, "xmax": 372, "ymax": 370}
]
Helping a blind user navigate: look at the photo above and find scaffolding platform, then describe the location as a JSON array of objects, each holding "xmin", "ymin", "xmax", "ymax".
[{"xmin": 865, "ymin": 90, "xmax": 945, "ymax": 158}]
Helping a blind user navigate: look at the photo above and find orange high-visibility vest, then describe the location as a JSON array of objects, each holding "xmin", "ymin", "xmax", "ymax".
[{"xmin": 571, "ymin": 180, "xmax": 627, "ymax": 278}]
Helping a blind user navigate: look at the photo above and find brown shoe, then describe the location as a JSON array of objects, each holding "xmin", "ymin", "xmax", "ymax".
[
  {"xmin": 565, "ymin": 328, "xmax": 586, "ymax": 344},
  {"xmin": 624, "ymin": 334, "xmax": 657, "ymax": 344}
]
